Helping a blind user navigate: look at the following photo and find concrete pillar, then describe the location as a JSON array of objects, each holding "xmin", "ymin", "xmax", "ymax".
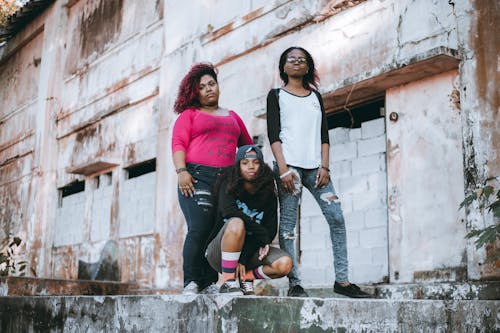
[{"xmin": 28, "ymin": 1, "xmax": 67, "ymax": 278}]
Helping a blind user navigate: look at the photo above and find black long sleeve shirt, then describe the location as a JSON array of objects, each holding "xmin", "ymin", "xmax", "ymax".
[{"xmin": 266, "ymin": 88, "xmax": 330, "ymax": 145}]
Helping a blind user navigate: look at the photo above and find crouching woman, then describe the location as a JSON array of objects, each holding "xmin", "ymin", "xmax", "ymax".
[{"xmin": 206, "ymin": 145, "xmax": 292, "ymax": 295}]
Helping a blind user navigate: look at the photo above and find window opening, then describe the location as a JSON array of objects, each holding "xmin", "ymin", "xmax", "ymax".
[
  {"xmin": 327, "ymin": 98, "xmax": 385, "ymax": 129},
  {"xmin": 60, "ymin": 180, "xmax": 85, "ymax": 198},
  {"xmin": 58, "ymin": 180, "xmax": 85, "ymax": 207},
  {"xmin": 125, "ymin": 158, "xmax": 156, "ymax": 179},
  {"xmin": 252, "ymin": 135, "xmax": 264, "ymax": 149},
  {"xmin": 93, "ymin": 171, "xmax": 112, "ymax": 189}
]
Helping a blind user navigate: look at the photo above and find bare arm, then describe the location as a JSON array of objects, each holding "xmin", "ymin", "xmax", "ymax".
[{"xmin": 172, "ymin": 150, "xmax": 196, "ymax": 197}]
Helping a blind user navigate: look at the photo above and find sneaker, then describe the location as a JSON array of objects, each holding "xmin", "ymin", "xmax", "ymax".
[
  {"xmin": 183, "ymin": 281, "xmax": 199, "ymax": 295},
  {"xmin": 333, "ymin": 282, "xmax": 371, "ymax": 298},
  {"xmin": 219, "ymin": 279, "xmax": 243, "ymax": 295},
  {"xmin": 200, "ymin": 283, "xmax": 219, "ymax": 295},
  {"xmin": 287, "ymin": 285, "xmax": 308, "ymax": 297},
  {"xmin": 240, "ymin": 280, "xmax": 255, "ymax": 295}
]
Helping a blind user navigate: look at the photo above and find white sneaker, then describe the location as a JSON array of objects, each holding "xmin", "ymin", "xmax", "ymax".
[
  {"xmin": 183, "ymin": 281, "xmax": 199, "ymax": 295},
  {"xmin": 219, "ymin": 279, "xmax": 243, "ymax": 295},
  {"xmin": 200, "ymin": 283, "xmax": 219, "ymax": 295},
  {"xmin": 240, "ymin": 280, "xmax": 255, "ymax": 295}
]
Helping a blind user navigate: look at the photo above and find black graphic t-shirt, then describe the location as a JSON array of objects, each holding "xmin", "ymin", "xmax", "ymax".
[{"xmin": 207, "ymin": 179, "xmax": 277, "ymax": 264}]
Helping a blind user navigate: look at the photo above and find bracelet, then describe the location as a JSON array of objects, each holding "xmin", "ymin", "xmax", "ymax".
[
  {"xmin": 279, "ymin": 170, "xmax": 292, "ymax": 179},
  {"xmin": 321, "ymin": 166, "xmax": 330, "ymax": 172},
  {"xmin": 176, "ymin": 167, "xmax": 188, "ymax": 174}
]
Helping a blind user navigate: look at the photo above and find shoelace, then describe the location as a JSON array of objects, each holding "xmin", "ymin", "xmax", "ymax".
[
  {"xmin": 225, "ymin": 280, "xmax": 240, "ymax": 289},
  {"xmin": 240, "ymin": 281, "xmax": 254, "ymax": 293}
]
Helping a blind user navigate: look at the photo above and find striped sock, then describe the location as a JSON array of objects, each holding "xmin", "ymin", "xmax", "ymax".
[
  {"xmin": 253, "ymin": 266, "xmax": 271, "ymax": 280},
  {"xmin": 242, "ymin": 270, "xmax": 256, "ymax": 281},
  {"xmin": 221, "ymin": 251, "xmax": 240, "ymax": 282}
]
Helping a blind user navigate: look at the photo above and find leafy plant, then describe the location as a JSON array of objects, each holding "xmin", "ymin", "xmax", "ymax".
[
  {"xmin": 0, "ymin": 0, "xmax": 19, "ymax": 29},
  {"xmin": 460, "ymin": 180, "xmax": 500, "ymax": 265},
  {"xmin": 0, "ymin": 235, "xmax": 27, "ymax": 277}
]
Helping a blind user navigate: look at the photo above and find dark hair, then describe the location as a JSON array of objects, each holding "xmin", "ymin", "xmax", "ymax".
[
  {"xmin": 278, "ymin": 46, "xmax": 319, "ymax": 90},
  {"xmin": 216, "ymin": 160, "xmax": 276, "ymax": 199},
  {"xmin": 173, "ymin": 63, "xmax": 218, "ymax": 113}
]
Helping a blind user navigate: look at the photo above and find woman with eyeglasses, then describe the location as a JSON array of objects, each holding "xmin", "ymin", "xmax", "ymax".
[
  {"xmin": 172, "ymin": 63, "xmax": 253, "ymax": 295},
  {"xmin": 266, "ymin": 47, "xmax": 370, "ymax": 298}
]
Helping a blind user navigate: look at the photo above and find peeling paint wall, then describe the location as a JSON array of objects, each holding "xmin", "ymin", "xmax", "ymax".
[
  {"xmin": 0, "ymin": 27, "xmax": 43, "ymax": 258},
  {"xmin": 52, "ymin": 0, "xmax": 163, "ymax": 284},
  {"xmin": 456, "ymin": 0, "xmax": 499, "ymax": 279},
  {"xmin": 386, "ymin": 71, "xmax": 466, "ymax": 283},
  {"xmin": 0, "ymin": 0, "xmax": 498, "ymax": 290}
]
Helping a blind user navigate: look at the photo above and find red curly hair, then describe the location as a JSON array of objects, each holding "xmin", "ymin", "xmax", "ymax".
[{"xmin": 173, "ymin": 63, "xmax": 218, "ymax": 114}]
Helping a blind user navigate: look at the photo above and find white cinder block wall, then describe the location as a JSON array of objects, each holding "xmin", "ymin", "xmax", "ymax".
[
  {"xmin": 90, "ymin": 175, "xmax": 112, "ymax": 243},
  {"xmin": 299, "ymin": 118, "xmax": 388, "ymax": 286},
  {"xmin": 54, "ymin": 191, "xmax": 86, "ymax": 247},
  {"xmin": 119, "ymin": 172, "xmax": 156, "ymax": 238}
]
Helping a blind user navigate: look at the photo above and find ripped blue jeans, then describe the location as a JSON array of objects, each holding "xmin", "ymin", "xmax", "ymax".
[
  {"xmin": 178, "ymin": 163, "xmax": 226, "ymax": 288},
  {"xmin": 274, "ymin": 163, "xmax": 349, "ymax": 286}
]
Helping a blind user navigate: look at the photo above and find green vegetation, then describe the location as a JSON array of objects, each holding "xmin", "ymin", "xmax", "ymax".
[
  {"xmin": 460, "ymin": 180, "xmax": 500, "ymax": 263},
  {"xmin": 0, "ymin": 0, "xmax": 19, "ymax": 28},
  {"xmin": 0, "ymin": 235, "xmax": 27, "ymax": 277}
]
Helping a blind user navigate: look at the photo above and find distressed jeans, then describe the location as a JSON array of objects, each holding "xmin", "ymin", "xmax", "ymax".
[
  {"xmin": 178, "ymin": 163, "xmax": 225, "ymax": 288},
  {"xmin": 274, "ymin": 163, "xmax": 349, "ymax": 286}
]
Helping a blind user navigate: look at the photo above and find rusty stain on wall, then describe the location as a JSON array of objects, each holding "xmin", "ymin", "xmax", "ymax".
[
  {"xmin": 449, "ymin": 88, "xmax": 461, "ymax": 110},
  {"xmin": 205, "ymin": 22, "xmax": 234, "ymax": 43},
  {"xmin": 109, "ymin": 172, "xmax": 120, "ymax": 240},
  {"xmin": 51, "ymin": 245, "xmax": 76, "ymax": 279},
  {"xmin": 472, "ymin": 0, "xmax": 498, "ymax": 110},
  {"xmin": 314, "ymin": 0, "xmax": 367, "ymax": 23},
  {"xmin": 242, "ymin": 7, "xmax": 264, "ymax": 23},
  {"xmin": 79, "ymin": 0, "xmax": 123, "ymax": 59},
  {"xmin": 155, "ymin": 0, "xmax": 163, "ymax": 20},
  {"xmin": 125, "ymin": 143, "xmax": 136, "ymax": 165},
  {"xmin": 472, "ymin": 0, "xmax": 500, "ymax": 178},
  {"xmin": 71, "ymin": 123, "xmax": 101, "ymax": 164}
]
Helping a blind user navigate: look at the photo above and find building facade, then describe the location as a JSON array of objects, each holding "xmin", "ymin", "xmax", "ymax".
[{"xmin": 0, "ymin": 0, "xmax": 498, "ymax": 290}]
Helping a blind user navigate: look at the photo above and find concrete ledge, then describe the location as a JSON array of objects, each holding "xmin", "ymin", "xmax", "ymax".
[
  {"xmin": 0, "ymin": 295, "xmax": 498, "ymax": 332},
  {"xmin": 0, "ymin": 277, "xmax": 137, "ymax": 296},
  {"xmin": 370, "ymin": 281, "xmax": 500, "ymax": 300},
  {"xmin": 255, "ymin": 280, "xmax": 500, "ymax": 300}
]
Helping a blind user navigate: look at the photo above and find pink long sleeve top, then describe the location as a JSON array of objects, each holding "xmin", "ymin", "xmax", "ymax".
[{"xmin": 172, "ymin": 109, "xmax": 253, "ymax": 167}]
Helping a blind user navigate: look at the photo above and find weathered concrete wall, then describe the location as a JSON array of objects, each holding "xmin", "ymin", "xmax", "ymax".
[
  {"xmin": 386, "ymin": 71, "xmax": 467, "ymax": 283},
  {"xmin": 0, "ymin": 295, "xmax": 498, "ymax": 332},
  {"xmin": 457, "ymin": 0, "xmax": 500, "ymax": 280},
  {"xmin": 0, "ymin": 24, "xmax": 43, "ymax": 248},
  {"xmin": 0, "ymin": 0, "xmax": 498, "ymax": 291},
  {"xmin": 157, "ymin": 0, "xmax": 499, "ymax": 284}
]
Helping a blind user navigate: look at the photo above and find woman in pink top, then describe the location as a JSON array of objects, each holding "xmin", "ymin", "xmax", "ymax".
[{"xmin": 172, "ymin": 63, "xmax": 253, "ymax": 294}]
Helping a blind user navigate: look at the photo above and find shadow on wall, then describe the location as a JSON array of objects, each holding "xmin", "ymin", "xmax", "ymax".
[{"xmin": 78, "ymin": 240, "xmax": 120, "ymax": 281}]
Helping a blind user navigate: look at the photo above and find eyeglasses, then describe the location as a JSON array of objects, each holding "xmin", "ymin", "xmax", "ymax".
[{"xmin": 286, "ymin": 57, "xmax": 307, "ymax": 64}]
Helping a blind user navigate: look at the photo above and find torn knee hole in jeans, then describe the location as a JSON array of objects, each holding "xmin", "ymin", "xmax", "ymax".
[
  {"xmin": 193, "ymin": 190, "xmax": 213, "ymax": 207},
  {"xmin": 320, "ymin": 192, "xmax": 340, "ymax": 204},
  {"xmin": 282, "ymin": 232, "xmax": 296, "ymax": 240}
]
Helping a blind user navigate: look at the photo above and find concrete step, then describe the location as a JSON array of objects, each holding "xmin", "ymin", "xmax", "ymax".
[
  {"xmin": 0, "ymin": 276, "xmax": 138, "ymax": 296},
  {"xmin": 255, "ymin": 279, "xmax": 500, "ymax": 300},
  {"xmin": 0, "ymin": 294, "xmax": 498, "ymax": 332}
]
